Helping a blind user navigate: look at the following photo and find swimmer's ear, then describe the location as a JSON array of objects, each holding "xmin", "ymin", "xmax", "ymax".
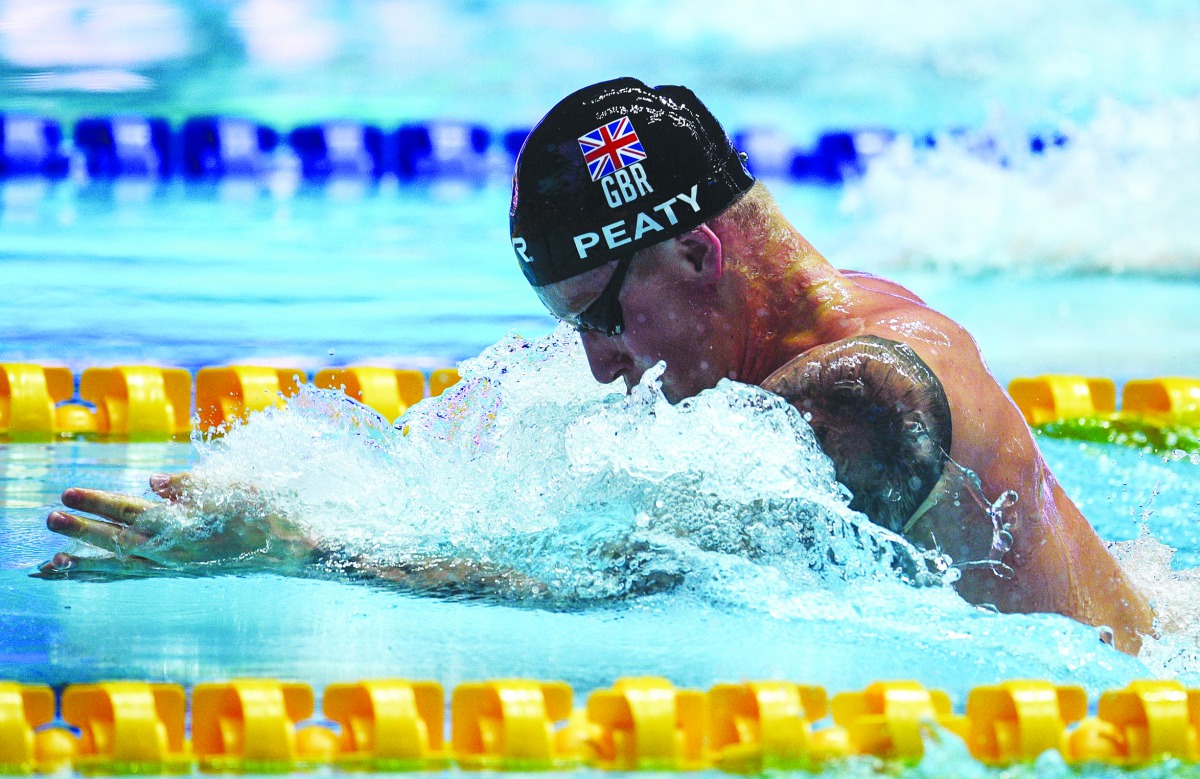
[{"xmin": 673, "ymin": 224, "xmax": 723, "ymax": 282}]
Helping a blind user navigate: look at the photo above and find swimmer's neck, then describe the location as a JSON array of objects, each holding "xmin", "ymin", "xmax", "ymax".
[{"xmin": 735, "ymin": 239, "xmax": 862, "ymax": 385}]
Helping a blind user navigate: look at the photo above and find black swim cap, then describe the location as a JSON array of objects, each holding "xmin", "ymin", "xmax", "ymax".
[{"xmin": 510, "ymin": 78, "xmax": 755, "ymax": 287}]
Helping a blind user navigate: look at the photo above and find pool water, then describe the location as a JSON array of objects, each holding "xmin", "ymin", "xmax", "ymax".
[
  {"xmin": 2, "ymin": 4, "xmax": 1200, "ymax": 773},
  {"xmin": 2, "ymin": 178, "xmax": 1197, "ymax": 381},
  {"xmin": 1, "ymin": 150, "xmax": 1200, "ymax": 744},
  {"xmin": 2, "ymin": 327, "xmax": 1199, "ymax": 698}
]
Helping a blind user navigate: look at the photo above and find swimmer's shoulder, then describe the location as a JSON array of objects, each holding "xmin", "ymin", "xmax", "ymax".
[
  {"xmin": 838, "ymin": 269, "xmax": 926, "ymax": 305},
  {"xmin": 834, "ymin": 270, "xmax": 979, "ymax": 370},
  {"xmin": 758, "ymin": 334, "xmax": 954, "ymax": 534},
  {"xmin": 802, "ymin": 268, "xmax": 986, "ymax": 397}
]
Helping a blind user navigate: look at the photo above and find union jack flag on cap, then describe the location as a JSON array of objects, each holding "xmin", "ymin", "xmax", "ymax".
[{"xmin": 578, "ymin": 116, "xmax": 647, "ymax": 181}]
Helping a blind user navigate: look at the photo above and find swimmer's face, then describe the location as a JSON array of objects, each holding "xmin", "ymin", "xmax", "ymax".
[{"xmin": 536, "ymin": 227, "xmax": 737, "ymax": 403}]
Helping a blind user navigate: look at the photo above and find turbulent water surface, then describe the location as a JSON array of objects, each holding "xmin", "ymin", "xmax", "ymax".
[{"xmin": 4, "ymin": 328, "xmax": 1199, "ymax": 695}]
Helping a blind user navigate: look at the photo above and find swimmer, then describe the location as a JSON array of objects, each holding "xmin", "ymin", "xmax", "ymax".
[
  {"xmin": 511, "ymin": 78, "xmax": 1153, "ymax": 651},
  {"xmin": 42, "ymin": 78, "xmax": 1154, "ymax": 653}
]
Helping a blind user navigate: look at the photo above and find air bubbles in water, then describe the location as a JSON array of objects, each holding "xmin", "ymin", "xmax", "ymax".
[
  {"xmin": 1111, "ymin": 533, "xmax": 1200, "ymax": 682},
  {"xmin": 161, "ymin": 325, "xmax": 947, "ymax": 603}
]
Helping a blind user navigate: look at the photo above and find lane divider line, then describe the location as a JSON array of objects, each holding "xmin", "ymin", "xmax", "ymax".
[{"xmin": 2, "ymin": 678, "xmax": 1198, "ymax": 772}]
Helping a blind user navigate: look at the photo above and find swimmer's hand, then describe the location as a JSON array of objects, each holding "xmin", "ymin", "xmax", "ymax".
[
  {"xmin": 38, "ymin": 473, "xmax": 316, "ymax": 577},
  {"xmin": 37, "ymin": 475, "xmax": 551, "ymax": 600}
]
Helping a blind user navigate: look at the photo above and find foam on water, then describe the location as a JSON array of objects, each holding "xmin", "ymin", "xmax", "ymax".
[
  {"xmin": 1108, "ymin": 531, "xmax": 1200, "ymax": 684},
  {"xmin": 153, "ymin": 324, "xmax": 947, "ymax": 603},
  {"xmin": 838, "ymin": 97, "xmax": 1200, "ymax": 275},
  {"xmin": 60, "ymin": 325, "xmax": 1200, "ymax": 685}
]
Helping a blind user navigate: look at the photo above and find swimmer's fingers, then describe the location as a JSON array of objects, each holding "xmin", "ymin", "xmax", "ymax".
[
  {"xmin": 61, "ymin": 487, "xmax": 156, "ymax": 526},
  {"xmin": 36, "ymin": 551, "xmax": 163, "ymax": 579},
  {"xmin": 46, "ymin": 510, "xmax": 151, "ymax": 556},
  {"xmin": 149, "ymin": 472, "xmax": 194, "ymax": 502}
]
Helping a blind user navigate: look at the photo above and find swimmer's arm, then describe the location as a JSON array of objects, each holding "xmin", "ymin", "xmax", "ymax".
[
  {"xmin": 364, "ymin": 557, "xmax": 549, "ymax": 598},
  {"xmin": 39, "ymin": 476, "xmax": 679, "ymax": 601},
  {"xmin": 762, "ymin": 335, "xmax": 1017, "ymax": 579},
  {"xmin": 366, "ymin": 537, "xmax": 684, "ymax": 599}
]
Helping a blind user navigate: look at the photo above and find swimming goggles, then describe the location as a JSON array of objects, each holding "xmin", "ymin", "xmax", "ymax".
[{"xmin": 567, "ymin": 253, "xmax": 634, "ymax": 337}]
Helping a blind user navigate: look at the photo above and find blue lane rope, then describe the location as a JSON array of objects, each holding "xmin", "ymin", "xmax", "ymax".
[{"xmin": 0, "ymin": 113, "xmax": 1070, "ymax": 185}]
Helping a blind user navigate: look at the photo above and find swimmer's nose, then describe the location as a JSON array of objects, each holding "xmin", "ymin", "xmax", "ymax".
[{"xmin": 579, "ymin": 329, "xmax": 629, "ymax": 386}]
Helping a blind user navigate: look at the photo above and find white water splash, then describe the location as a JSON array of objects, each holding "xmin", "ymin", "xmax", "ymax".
[
  {"xmin": 839, "ymin": 97, "xmax": 1200, "ymax": 275},
  {"xmin": 56, "ymin": 325, "xmax": 1170, "ymax": 689},
  {"xmin": 168, "ymin": 325, "xmax": 943, "ymax": 601},
  {"xmin": 1112, "ymin": 534, "xmax": 1200, "ymax": 683}
]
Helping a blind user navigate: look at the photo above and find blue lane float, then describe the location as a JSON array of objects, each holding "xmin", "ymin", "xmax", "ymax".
[
  {"xmin": 0, "ymin": 114, "xmax": 1072, "ymax": 184},
  {"xmin": 394, "ymin": 121, "xmax": 491, "ymax": 179},
  {"xmin": 1029, "ymin": 130, "xmax": 1070, "ymax": 154},
  {"xmin": 180, "ymin": 117, "xmax": 280, "ymax": 179},
  {"xmin": 0, "ymin": 115, "xmax": 69, "ymax": 177},
  {"xmin": 792, "ymin": 129, "xmax": 896, "ymax": 184},
  {"xmin": 732, "ymin": 127, "xmax": 796, "ymax": 178},
  {"xmin": 288, "ymin": 122, "xmax": 386, "ymax": 179},
  {"xmin": 502, "ymin": 127, "xmax": 531, "ymax": 158},
  {"xmin": 73, "ymin": 116, "xmax": 172, "ymax": 178}
]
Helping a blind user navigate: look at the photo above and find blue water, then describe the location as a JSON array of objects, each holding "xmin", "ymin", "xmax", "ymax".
[
  {"xmin": 3, "ymin": 345, "xmax": 1197, "ymax": 695},
  {"xmin": 2, "ymin": 325, "xmax": 1200, "ymax": 686},
  {"xmin": 4, "ymin": 1, "xmax": 1199, "ymax": 139},
  {"xmin": 2, "ymin": 3, "xmax": 1200, "ymax": 774},
  {"xmin": 2, "ymin": 180, "xmax": 1198, "ymax": 382}
]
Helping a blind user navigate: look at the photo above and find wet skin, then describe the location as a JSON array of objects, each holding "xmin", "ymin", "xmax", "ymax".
[
  {"xmin": 537, "ymin": 220, "xmax": 1154, "ymax": 653},
  {"xmin": 42, "ymin": 476, "xmax": 539, "ymax": 595},
  {"xmin": 773, "ymin": 276, "xmax": 1153, "ymax": 652},
  {"xmin": 42, "ymin": 475, "xmax": 315, "ymax": 574}
]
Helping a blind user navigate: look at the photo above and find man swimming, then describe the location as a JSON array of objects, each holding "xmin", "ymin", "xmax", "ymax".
[
  {"xmin": 508, "ymin": 78, "xmax": 1153, "ymax": 651},
  {"xmin": 42, "ymin": 78, "xmax": 1154, "ymax": 652}
]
